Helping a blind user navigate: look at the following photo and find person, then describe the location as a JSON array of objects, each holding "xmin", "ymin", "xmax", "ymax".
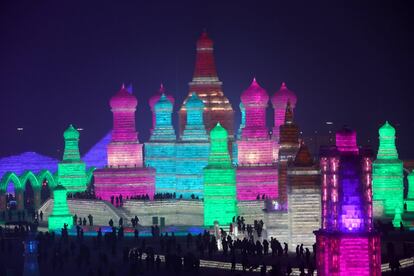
[
  {"xmin": 284, "ymin": 242, "xmax": 288, "ymax": 256},
  {"xmin": 73, "ymin": 214, "xmax": 77, "ymax": 225},
  {"xmin": 88, "ymin": 214, "xmax": 93, "ymax": 226},
  {"xmin": 231, "ymin": 253, "xmax": 236, "ymax": 272},
  {"xmin": 109, "ymin": 219, "xmax": 114, "ymax": 227},
  {"xmin": 83, "ymin": 217, "xmax": 87, "ymax": 226},
  {"xmin": 39, "ymin": 211, "xmax": 43, "ymax": 221},
  {"xmin": 119, "ymin": 217, "xmax": 123, "ymax": 227}
]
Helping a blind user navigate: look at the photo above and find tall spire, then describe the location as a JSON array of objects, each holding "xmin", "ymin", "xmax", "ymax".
[
  {"xmin": 193, "ymin": 31, "xmax": 218, "ymax": 80},
  {"xmin": 179, "ymin": 31, "xmax": 234, "ymax": 140}
]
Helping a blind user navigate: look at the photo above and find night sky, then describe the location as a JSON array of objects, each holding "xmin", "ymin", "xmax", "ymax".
[{"xmin": 0, "ymin": 1, "xmax": 413, "ymax": 159}]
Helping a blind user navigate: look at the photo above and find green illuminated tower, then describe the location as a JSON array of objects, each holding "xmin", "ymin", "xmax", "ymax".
[
  {"xmin": 406, "ymin": 171, "xmax": 414, "ymax": 211},
  {"xmin": 57, "ymin": 125, "xmax": 87, "ymax": 193},
  {"xmin": 48, "ymin": 185, "xmax": 73, "ymax": 231},
  {"xmin": 372, "ymin": 121, "xmax": 404, "ymax": 216},
  {"xmin": 203, "ymin": 123, "xmax": 237, "ymax": 226}
]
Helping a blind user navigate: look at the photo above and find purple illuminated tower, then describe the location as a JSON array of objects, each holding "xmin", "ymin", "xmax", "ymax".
[
  {"xmin": 236, "ymin": 79, "xmax": 277, "ymax": 200},
  {"xmin": 314, "ymin": 127, "xmax": 381, "ymax": 276},
  {"xmin": 94, "ymin": 85, "xmax": 155, "ymax": 201}
]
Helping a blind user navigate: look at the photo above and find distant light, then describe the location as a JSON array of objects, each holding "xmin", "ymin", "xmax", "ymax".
[
  {"xmin": 326, "ymin": 121, "xmax": 333, "ymax": 125},
  {"xmin": 17, "ymin": 127, "xmax": 23, "ymax": 131},
  {"xmin": 77, "ymin": 128, "xmax": 84, "ymax": 131},
  {"xmin": 300, "ymin": 131, "xmax": 303, "ymax": 134}
]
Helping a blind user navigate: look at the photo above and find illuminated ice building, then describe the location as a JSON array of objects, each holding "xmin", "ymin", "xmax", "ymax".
[
  {"xmin": 145, "ymin": 92, "xmax": 177, "ymax": 194},
  {"xmin": 236, "ymin": 79, "xmax": 278, "ymax": 200},
  {"xmin": 314, "ymin": 127, "xmax": 381, "ymax": 276},
  {"xmin": 57, "ymin": 124, "xmax": 87, "ymax": 193},
  {"xmin": 278, "ymin": 102, "xmax": 300, "ymax": 208},
  {"xmin": 372, "ymin": 121, "xmax": 404, "ymax": 217},
  {"xmin": 204, "ymin": 123, "xmax": 237, "ymax": 226},
  {"xmin": 176, "ymin": 93, "xmax": 209, "ymax": 198},
  {"xmin": 178, "ymin": 31, "xmax": 234, "ymax": 139},
  {"xmin": 272, "ymin": 82, "xmax": 297, "ymax": 142},
  {"xmin": 94, "ymin": 85, "xmax": 155, "ymax": 200}
]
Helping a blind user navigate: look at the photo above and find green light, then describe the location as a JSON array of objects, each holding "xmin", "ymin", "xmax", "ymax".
[
  {"xmin": 372, "ymin": 121, "xmax": 403, "ymax": 216},
  {"xmin": 408, "ymin": 171, "xmax": 414, "ymax": 199},
  {"xmin": 58, "ymin": 125, "xmax": 87, "ymax": 193},
  {"xmin": 48, "ymin": 185, "xmax": 73, "ymax": 231},
  {"xmin": 203, "ymin": 123, "xmax": 237, "ymax": 226}
]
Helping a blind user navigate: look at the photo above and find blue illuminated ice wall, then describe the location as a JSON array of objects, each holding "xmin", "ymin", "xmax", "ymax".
[
  {"xmin": 176, "ymin": 93, "xmax": 209, "ymax": 198},
  {"xmin": 145, "ymin": 94, "xmax": 177, "ymax": 193}
]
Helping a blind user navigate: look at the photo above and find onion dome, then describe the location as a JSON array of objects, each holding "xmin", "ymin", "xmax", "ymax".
[
  {"xmin": 294, "ymin": 142, "xmax": 313, "ymax": 166},
  {"xmin": 110, "ymin": 84, "xmax": 137, "ymax": 109},
  {"xmin": 196, "ymin": 30, "xmax": 213, "ymax": 50},
  {"xmin": 272, "ymin": 82, "xmax": 297, "ymax": 108},
  {"xmin": 149, "ymin": 84, "xmax": 175, "ymax": 110},
  {"xmin": 379, "ymin": 121, "xmax": 396, "ymax": 137},
  {"xmin": 210, "ymin": 122, "xmax": 228, "ymax": 140},
  {"xmin": 336, "ymin": 126, "xmax": 358, "ymax": 153},
  {"xmin": 185, "ymin": 92, "xmax": 204, "ymax": 109},
  {"xmin": 154, "ymin": 93, "xmax": 173, "ymax": 111},
  {"xmin": 63, "ymin": 124, "xmax": 79, "ymax": 139},
  {"xmin": 240, "ymin": 78, "xmax": 269, "ymax": 106}
]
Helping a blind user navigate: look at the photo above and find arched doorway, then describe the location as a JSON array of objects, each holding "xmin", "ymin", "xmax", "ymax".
[
  {"xmin": 41, "ymin": 179, "xmax": 51, "ymax": 204},
  {"xmin": 23, "ymin": 180, "xmax": 35, "ymax": 212},
  {"xmin": 6, "ymin": 181, "xmax": 17, "ymax": 211}
]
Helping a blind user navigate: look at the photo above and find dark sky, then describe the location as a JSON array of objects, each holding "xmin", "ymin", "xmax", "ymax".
[{"xmin": 0, "ymin": 1, "xmax": 413, "ymax": 159}]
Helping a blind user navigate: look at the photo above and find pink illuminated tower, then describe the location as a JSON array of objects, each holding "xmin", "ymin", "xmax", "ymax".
[
  {"xmin": 236, "ymin": 78, "xmax": 277, "ymax": 200},
  {"xmin": 94, "ymin": 85, "xmax": 155, "ymax": 201},
  {"xmin": 149, "ymin": 84, "xmax": 175, "ymax": 134},
  {"xmin": 271, "ymin": 82, "xmax": 297, "ymax": 142},
  {"xmin": 315, "ymin": 126, "xmax": 381, "ymax": 276}
]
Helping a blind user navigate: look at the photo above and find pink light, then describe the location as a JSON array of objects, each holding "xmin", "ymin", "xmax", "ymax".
[
  {"xmin": 271, "ymin": 82, "xmax": 297, "ymax": 141},
  {"xmin": 336, "ymin": 127, "xmax": 359, "ymax": 154},
  {"xmin": 240, "ymin": 78, "xmax": 269, "ymax": 139},
  {"xmin": 237, "ymin": 140, "xmax": 273, "ymax": 165},
  {"xmin": 236, "ymin": 166, "xmax": 278, "ymax": 200},
  {"xmin": 94, "ymin": 167, "xmax": 155, "ymax": 201}
]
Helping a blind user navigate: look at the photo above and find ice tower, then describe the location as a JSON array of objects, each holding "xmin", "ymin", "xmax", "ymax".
[
  {"xmin": 57, "ymin": 125, "xmax": 87, "ymax": 193},
  {"xmin": 272, "ymin": 82, "xmax": 297, "ymax": 142},
  {"xmin": 145, "ymin": 92, "xmax": 177, "ymax": 193},
  {"xmin": 175, "ymin": 93, "xmax": 209, "ymax": 198},
  {"xmin": 204, "ymin": 123, "xmax": 237, "ymax": 226},
  {"xmin": 236, "ymin": 79, "xmax": 277, "ymax": 200},
  {"xmin": 372, "ymin": 121, "xmax": 404, "ymax": 216},
  {"xmin": 314, "ymin": 127, "xmax": 381, "ymax": 276},
  {"xmin": 149, "ymin": 84, "xmax": 175, "ymax": 134},
  {"xmin": 94, "ymin": 85, "xmax": 155, "ymax": 200},
  {"xmin": 179, "ymin": 31, "xmax": 234, "ymax": 138},
  {"xmin": 48, "ymin": 185, "xmax": 73, "ymax": 231},
  {"xmin": 278, "ymin": 102, "xmax": 300, "ymax": 208}
]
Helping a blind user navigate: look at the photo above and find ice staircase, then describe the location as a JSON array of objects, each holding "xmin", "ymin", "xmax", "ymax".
[{"xmin": 38, "ymin": 198, "xmax": 127, "ymax": 227}]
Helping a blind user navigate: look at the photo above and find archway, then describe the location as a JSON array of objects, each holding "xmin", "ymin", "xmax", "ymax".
[
  {"xmin": 41, "ymin": 179, "xmax": 51, "ymax": 204},
  {"xmin": 6, "ymin": 181, "xmax": 17, "ymax": 211},
  {"xmin": 0, "ymin": 172, "xmax": 23, "ymax": 216},
  {"xmin": 23, "ymin": 180, "xmax": 35, "ymax": 213},
  {"xmin": 37, "ymin": 170, "xmax": 56, "ymax": 205}
]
